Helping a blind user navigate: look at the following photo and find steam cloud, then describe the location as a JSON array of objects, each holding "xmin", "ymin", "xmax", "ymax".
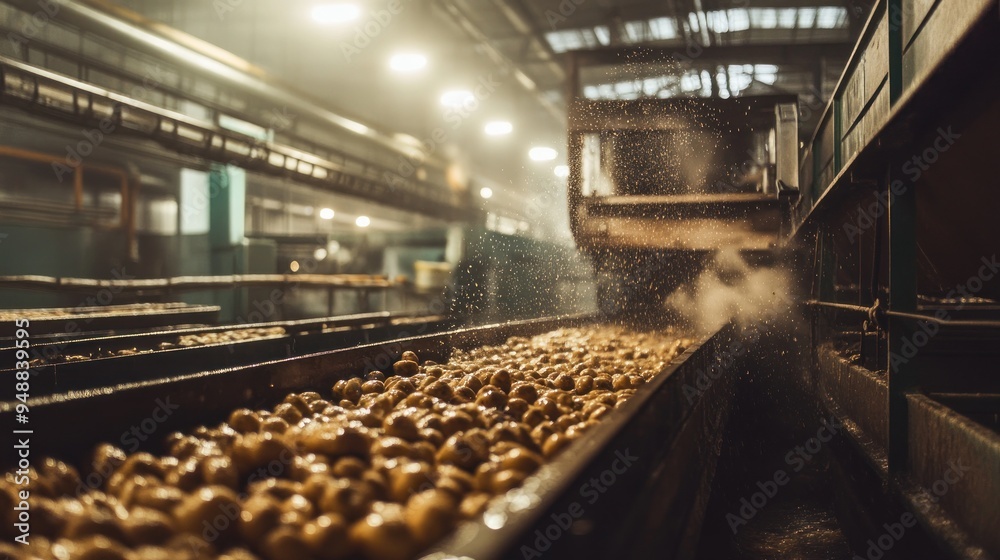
[{"xmin": 666, "ymin": 249, "xmax": 795, "ymax": 333}]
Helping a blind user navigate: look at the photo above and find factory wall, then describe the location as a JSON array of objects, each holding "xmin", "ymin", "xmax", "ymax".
[{"xmin": 0, "ymin": 224, "xmax": 128, "ymax": 309}]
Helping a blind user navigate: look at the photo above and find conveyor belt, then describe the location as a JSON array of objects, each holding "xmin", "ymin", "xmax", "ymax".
[
  {"xmin": 0, "ymin": 316, "xmax": 737, "ymax": 560},
  {"xmin": 0, "ymin": 302, "xmax": 220, "ymax": 336},
  {"xmin": 0, "ymin": 312, "xmax": 453, "ymax": 397}
]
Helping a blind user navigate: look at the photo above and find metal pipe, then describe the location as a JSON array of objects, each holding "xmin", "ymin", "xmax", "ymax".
[
  {"xmin": 0, "ymin": 0, "xmax": 440, "ymax": 166},
  {"xmin": 805, "ymin": 300, "xmax": 1000, "ymax": 329},
  {"xmin": 803, "ymin": 300, "xmax": 870, "ymax": 313},
  {"xmin": 885, "ymin": 310, "xmax": 1000, "ymax": 330},
  {"xmin": 0, "ymin": 57, "xmax": 466, "ymax": 220}
]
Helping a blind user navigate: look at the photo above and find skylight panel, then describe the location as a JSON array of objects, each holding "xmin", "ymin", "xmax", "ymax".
[
  {"xmin": 797, "ymin": 7, "xmax": 817, "ymax": 28},
  {"xmin": 750, "ymin": 8, "xmax": 778, "ymax": 29},
  {"xmin": 727, "ymin": 8, "xmax": 750, "ymax": 31},
  {"xmin": 544, "ymin": 29, "xmax": 602, "ymax": 53},
  {"xmin": 681, "ymin": 73, "xmax": 701, "ymax": 92},
  {"xmin": 594, "ymin": 25, "xmax": 611, "ymax": 45},
  {"xmin": 777, "ymin": 8, "xmax": 797, "ymax": 29},
  {"xmin": 700, "ymin": 70, "xmax": 712, "ymax": 96},
  {"xmin": 623, "ymin": 20, "xmax": 646, "ymax": 42},
  {"xmin": 648, "ymin": 17, "xmax": 677, "ymax": 40},
  {"xmin": 816, "ymin": 7, "xmax": 847, "ymax": 28},
  {"xmin": 705, "ymin": 11, "xmax": 728, "ymax": 33},
  {"xmin": 688, "ymin": 12, "xmax": 700, "ymax": 33},
  {"xmin": 717, "ymin": 71, "xmax": 730, "ymax": 98}
]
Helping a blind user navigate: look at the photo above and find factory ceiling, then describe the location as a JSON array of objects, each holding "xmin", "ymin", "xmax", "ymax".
[
  {"xmin": 0, "ymin": 0, "xmax": 871, "ymax": 227},
  {"xmin": 107, "ymin": 0, "xmax": 868, "ymax": 163}
]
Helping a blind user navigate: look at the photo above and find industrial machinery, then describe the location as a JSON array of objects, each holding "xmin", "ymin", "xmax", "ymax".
[
  {"xmin": 790, "ymin": 1, "xmax": 1000, "ymax": 557},
  {"xmin": 566, "ymin": 0, "xmax": 1000, "ymax": 557},
  {"xmin": 0, "ymin": 0, "xmax": 998, "ymax": 559},
  {"xmin": 566, "ymin": 48, "xmax": 801, "ymax": 314}
]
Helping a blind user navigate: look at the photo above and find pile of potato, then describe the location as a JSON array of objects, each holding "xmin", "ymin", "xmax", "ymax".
[
  {"xmin": 35, "ymin": 328, "xmax": 288, "ymax": 365},
  {"xmin": 0, "ymin": 325, "xmax": 690, "ymax": 560},
  {"xmin": 171, "ymin": 327, "xmax": 287, "ymax": 349}
]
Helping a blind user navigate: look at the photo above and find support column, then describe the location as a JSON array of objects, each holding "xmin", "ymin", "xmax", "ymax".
[
  {"xmin": 177, "ymin": 168, "xmax": 212, "ymax": 306},
  {"xmin": 209, "ymin": 164, "xmax": 247, "ymax": 322},
  {"xmin": 887, "ymin": 166, "xmax": 917, "ymax": 474},
  {"xmin": 885, "ymin": 0, "xmax": 915, "ymax": 475}
]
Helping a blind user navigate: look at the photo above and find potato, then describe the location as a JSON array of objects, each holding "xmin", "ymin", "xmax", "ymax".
[
  {"xmin": 172, "ymin": 486, "xmax": 241, "ymax": 542},
  {"xmin": 393, "ymin": 360, "xmax": 419, "ymax": 377},
  {"xmin": 349, "ymin": 503, "xmax": 418, "ymax": 560},
  {"xmin": 319, "ymin": 479, "xmax": 371, "ymax": 521},
  {"xmin": 406, "ymin": 489, "xmax": 457, "ymax": 546},
  {"xmin": 401, "ymin": 350, "xmax": 419, "ymax": 363},
  {"xmin": 121, "ymin": 507, "xmax": 174, "ymax": 545},
  {"xmin": 8, "ymin": 325, "xmax": 691, "ymax": 560},
  {"xmin": 301, "ymin": 514, "xmax": 353, "ymax": 559},
  {"xmin": 382, "ymin": 411, "xmax": 419, "ymax": 441},
  {"xmin": 260, "ymin": 526, "xmax": 311, "ymax": 560}
]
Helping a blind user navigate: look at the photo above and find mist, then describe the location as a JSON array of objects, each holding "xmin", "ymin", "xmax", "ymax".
[{"xmin": 666, "ymin": 249, "xmax": 796, "ymax": 334}]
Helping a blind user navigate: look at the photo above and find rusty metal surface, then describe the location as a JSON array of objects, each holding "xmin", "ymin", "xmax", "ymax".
[
  {"xmin": 905, "ymin": 394, "xmax": 1000, "ymax": 558},
  {"xmin": 579, "ymin": 215, "xmax": 782, "ymax": 252},
  {"xmin": 816, "ymin": 343, "xmax": 889, "ymax": 474}
]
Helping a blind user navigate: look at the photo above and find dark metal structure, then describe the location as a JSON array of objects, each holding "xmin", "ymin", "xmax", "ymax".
[
  {"xmin": 559, "ymin": 0, "xmax": 1000, "ymax": 557},
  {"xmin": 790, "ymin": 0, "xmax": 1000, "ymax": 557},
  {"xmin": 0, "ymin": 55, "xmax": 466, "ymax": 221},
  {"xmin": 565, "ymin": 49, "xmax": 802, "ymax": 312}
]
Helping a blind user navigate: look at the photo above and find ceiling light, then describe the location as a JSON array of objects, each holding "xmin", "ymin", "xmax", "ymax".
[
  {"xmin": 440, "ymin": 90, "xmax": 475, "ymax": 108},
  {"xmin": 484, "ymin": 121, "xmax": 513, "ymax": 136},
  {"xmin": 355, "ymin": 215, "xmax": 371, "ymax": 227},
  {"xmin": 480, "ymin": 187, "xmax": 493, "ymax": 199},
  {"xmin": 290, "ymin": 260, "xmax": 300, "ymax": 272},
  {"xmin": 319, "ymin": 207, "xmax": 335, "ymax": 220},
  {"xmin": 554, "ymin": 165, "xmax": 569, "ymax": 178},
  {"xmin": 314, "ymin": 248, "xmax": 328, "ymax": 261},
  {"xmin": 310, "ymin": 4, "xmax": 360, "ymax": 24},
  {"xmin": 529, "ymin": 146, "xmax": 557, "ymax": 161},
  {"xmin": 389, "ymin": 53, "xmax": 427, "ymax": 73},
  {"xmin": 341, "ymin": 119, "xmax": 369, "ymax": 135}
]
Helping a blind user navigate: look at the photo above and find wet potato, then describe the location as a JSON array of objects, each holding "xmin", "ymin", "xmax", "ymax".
[{"xmin": 3, "ymin": 326, "xmax": 689, "ymax": 560}]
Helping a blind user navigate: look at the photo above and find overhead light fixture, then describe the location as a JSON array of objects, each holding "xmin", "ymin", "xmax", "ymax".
[
  {"xmin": 440, "ymin": 90, "xmax": 475, "ymax": 108},
  {"xmin": 479, "ymin": 187, "xmax": 493, "ymax": 199},
  {"xmin": 290, "ymin": 260, "xmax": 300, "ymax": 272},
  {"xmin": 389, "ymin": 53, "xmax": 427, "ymax": 73},
  {"xmin": 355, "ymin": 215, "xmax": 371, "ymax": 227},
  {"xmin": 484, "ymin": 121, "xmax": 513, "ymax": 136},
  {"xmin": 341, "ymin": 119, "xmax": 369, "ymax": 135},
  {"xmin": 529, "ymin": 146, "xmax": 557, "ymax": 161},
  {"xmin": 319, "ymin": 207, "xmax": 335, "ymax": 220},
  {"xmin": 314, "ymin": 248, "xmax": 328, "ymax": 261},
  {"xmin": 310, "ymin": 4, "xmax": 361, "ymax": 24},
  {"xmin": 554, "ymin": 165, "xmax": 569, "ymax": 178}
]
